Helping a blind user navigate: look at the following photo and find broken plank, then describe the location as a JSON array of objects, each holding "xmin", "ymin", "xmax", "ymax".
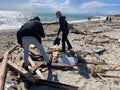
[
  {"xmin": 99, "ymin": 73, "xmax": 120, "ymax": 78},
  {"xmin": 97, "ymin": 73, "xmax": 107, "ymax": 85},
  {"xmin": 0, "ymin": 52, "xmax": 9, "ymax": 90},
  {"xmin": 7, "ymin": 60, "xmax": 78, "ymax": 90},
  {"xmin": 84, "ymin": 59, "xmax": 109, "ymax": 65},
  {"xmin": 28, "ymin": 56, "xmax": 45, "ymax": 79},
  {"xmin": 7, "ymin": 60, "xmax": 38, "ymax": 83},
  {"xmin": 109, "ymin": 63, "xmax": 120, "ymax": 70},
  {"xmin": 29, "ymin": 49, "xmax": 40, "ymax": 56},
  {"xmin": 31, "ymin": 61, "xmax": 75, "ymax": 71},
  {"xmin": 0, "ymin": 45, "xmax": 18, "ymax": 90}
]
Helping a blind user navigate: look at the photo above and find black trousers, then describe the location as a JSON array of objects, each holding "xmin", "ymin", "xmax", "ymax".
[{"xmin": 62, "ymin": 33, "xmax": 72, "ymax": 52}]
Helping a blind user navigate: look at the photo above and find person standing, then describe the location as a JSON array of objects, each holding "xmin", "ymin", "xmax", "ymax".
[
  {"xmin": 56, "ymin": 11, "xmax": 72, "ymax": 53},
  {"xmin": 17, "ymin": 16, "xmax": 51, "ymax": 70}
]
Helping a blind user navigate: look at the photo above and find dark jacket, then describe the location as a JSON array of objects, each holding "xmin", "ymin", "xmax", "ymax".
[
  {"xmin": 57, "ymin": 16, "xmax": 69, "ymax": 35},
  {"xmin": 17, "ymin": 20, "xmax": 45, "ymax": 46}
]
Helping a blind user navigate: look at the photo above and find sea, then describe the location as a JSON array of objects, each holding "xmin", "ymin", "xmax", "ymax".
[{"xmin": 0, "ymin": 11, "xmax": 106, "ymax": 30}]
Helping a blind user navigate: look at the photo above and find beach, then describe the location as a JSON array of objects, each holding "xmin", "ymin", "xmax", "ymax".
[{"xmin": 1, "ymin": 15, "xmax": 120, "ymax": 90}]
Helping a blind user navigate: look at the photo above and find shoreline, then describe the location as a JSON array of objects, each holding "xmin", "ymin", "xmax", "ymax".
[
  {"xmin": 1, "ymin": 15, "xmax": 120, "ymax": 90},
  {"xmin": 0, "ymin": 15, "xmax": 106, "ymax": 31}
]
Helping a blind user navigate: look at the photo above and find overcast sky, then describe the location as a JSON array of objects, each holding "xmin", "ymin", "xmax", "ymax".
[{"xmin": 0, "ymin": 0, "xmax": 120, "ymax": 15}]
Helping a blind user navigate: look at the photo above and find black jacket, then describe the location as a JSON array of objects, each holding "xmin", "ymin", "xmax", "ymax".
[
  {"xmin": 17, "ymin": 20, "xmax": 45, "ymax": 46},
  {"xmin": 57, "ymin": 16, "xmax": 69, "ymax": 35}
]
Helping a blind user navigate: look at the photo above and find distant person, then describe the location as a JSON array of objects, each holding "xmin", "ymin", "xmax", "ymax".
[
  {"xmin": 106, "ymin": 16, "xmax": 112, "ymax": 22},
  {"xmin": 55, "ymin": 11, "xmax": 72, "ymax": 53},
  {"xmin": 106, "ymin": 16, "xmax": 109, "ymax": 21},
  {"xmin": 109, "ymin": 16, "xmax": 112, "ymax": 22},
  {"xmin": 88, "ymin": 16, "xmax": 92, "ymax": 21},
  {"xmin": 17, "ymin": 16, "xmax": 51, "ymax": 70}
]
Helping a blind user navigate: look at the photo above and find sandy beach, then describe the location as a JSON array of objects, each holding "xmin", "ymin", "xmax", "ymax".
[{"xmin": 1, "ymin": 15, "xmax": 120, "ymax": 90}]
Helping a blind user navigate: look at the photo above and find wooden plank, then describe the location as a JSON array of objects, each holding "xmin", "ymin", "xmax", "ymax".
[
  {"xmin": 7, "ymin": 60, "xmax": 38, "ymax": 83},
  {"xmin": 7, "ymin": 60, "xmax": 78, "ymax": 90},
  {"xmin": 109, "ymin": 64, "xmax": 120, "ymax": 70},
  {"xmin": 28, "ymin": 56, "xmax": 45, "ymax": 79},
  {"xmin": 0, "ymin": 52, "xmax": 9, "ymax": 90},
  {"xmin": 29, "ymin": 49, "xmax": 40, "ymax": 56},
  {"xmin": 99, "ymin": 73, "xmax": 120, "ymax": 78},
  {"xmin": 31, "ymin": 61, "xmax": 75, "ymax": 71},
  {"xmin": 0, "ymin": 45, "xmax": 18, "ymax": 90}
]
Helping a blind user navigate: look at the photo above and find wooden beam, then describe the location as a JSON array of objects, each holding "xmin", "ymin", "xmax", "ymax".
[
  {"xmin": 0, "ymin": 45, "xmax": 18, "ymax": 90},
  {"xmin": 29, "ymin": 49, "xmax": 40, "ymax": 56},
  {"xmin": 7, "ymin": 60, "xmax": 78, "ymax": 90},
  {"xmin": 28, "ymin": 56, "xmax": 45, "ymax": 79},
  {"xmin": 31, "ymin": 61, "xmax": 75, "ymax": 71},
  {"xmin": 99, "ymin": 73, "xmax": 120, "ymax": 78},
  {"xmin": 109, "ymin": 64, "xmax": 120, "ymax": 70},
  {"xmin": 0, "ymin": 52, "xmax": 9, "ymax": 90},
  {"xmin": 7, "ymin": 60, "xmax": 38, "ymax": 83}
]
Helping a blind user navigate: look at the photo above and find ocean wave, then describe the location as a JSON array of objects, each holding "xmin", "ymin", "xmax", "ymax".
[{"xmin": 0, "ymin": 11, "xmax": 105, "ymax": 30}]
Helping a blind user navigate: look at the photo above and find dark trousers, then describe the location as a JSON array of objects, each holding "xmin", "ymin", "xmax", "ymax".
[{"xmin": 62, "ymin": 33, "xmax": 72, "ymax": 52}]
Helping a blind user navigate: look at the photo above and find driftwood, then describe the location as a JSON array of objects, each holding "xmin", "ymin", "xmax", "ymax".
[
  {"xmin": 109, "ymin": 63, "xmax": 120, "ymax": 70},
  {"xmin": 96, "ymin": 73, "xmax": 107, "ymax": 84},
  {"xmin": 28, "ymin": 56, "xmax": 45, "ymax": 79},
  {"xmin": 89, "ymin": 65, "xmax": 103, "ymax": 77},
  {"xmin": 0, "ymin": 45, "xmax": 18, "ymax": 90},
  {"xmin": 29, "ymin": 49, "xmax": 40, "ymax": 56},
  {"xmin": 89, "ymin": 65, "xmax": 120, "ymax": 80},
  {"xmin": 71, "ymin": 29, "xmax": 87, "ymax": 35},
  {"xmin": 31, "ymin": 61, "xmax": 75, "ymax": 72},
  {"xmin": 84, "ymin": 58, "xmax": 110, "ymax": 65},
  {"xmin": 89, "ymin": 65, "xmax": 119, "ymax": 75},
  {"xmin": 7, "ymin": 60, "xmax": 78, "ymax": 90},
  {"xmin": 99, "ymin": 73, "xmax": 120, "ymax": 78},
  {"xmin": 89, "ymin": 30, "xmax": 103, "ymax": 34},
  {"xmin": 8, "ymin": 60, "xmax": 39, "ymax": 83},
  {"xmin": 43, "ymin": 38, "xmax": 54, "ymax": 41}
]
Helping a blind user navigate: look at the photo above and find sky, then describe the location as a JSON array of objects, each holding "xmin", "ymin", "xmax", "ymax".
[{"xmin": 0, "ymin": 0, "xmax": 120, "ymax": 15}]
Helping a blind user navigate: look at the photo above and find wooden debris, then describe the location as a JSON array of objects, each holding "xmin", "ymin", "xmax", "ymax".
[
  {"xmin": 89, "ymin": 30, "xmax": 103, "ymax": 34},
  {"xmin": 7, "ymin": 60, "xmax": 78, "ymax": 90},
  {"xmin": 85, "ymin": 59, "xmax": 108, "ymax": 65},
  {"xmin": 31, "ymin": 61, "xmax": 75, "ymax": 72},
  {"xmin": 99, "ymin": 73, "xmax": 120, "ymax": 78},
  {"xmin": 29, "ymin": 49, "xmax": 40, "ymax": 56},
  {"xmin": 53, "ymin": 51, "xmax": 59, "ymax": 57},
  {"xmin": 0, "ymin": 45, "xmax": 18, "ymax": 90},
  {"xmin": 109, "ymin": 63, "xmax": 120, "ymax": 70},
  {"xmin": 46, "ymin": 33, "xmax": 56, "ymax": 37},
  {"xmin": 89, "ymin": 65, "xmax": 103, "ymax": 77},
  {"xmin": 7, "ymin": 60, "xmax": 38, "ymax": 83},
  {"xmin": 71, "ymin": 29, "xmax": 87, "ymax": 35},
  {"xmin": 97, "ymin": 73, "xmax": 107, "ymax": 84},
  {"xmin": 28, "ymin": 56, "xmax": 45, "ymax": 79}
]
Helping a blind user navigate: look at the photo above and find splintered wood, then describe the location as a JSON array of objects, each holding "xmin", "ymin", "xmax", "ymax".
[
  {"xmin": 0, "ymin": 45, "xmax": 78, "ymax": 90},
  {"xmin": 0, "ymin": 45, "xmax": 18, "ymax": 90}
]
